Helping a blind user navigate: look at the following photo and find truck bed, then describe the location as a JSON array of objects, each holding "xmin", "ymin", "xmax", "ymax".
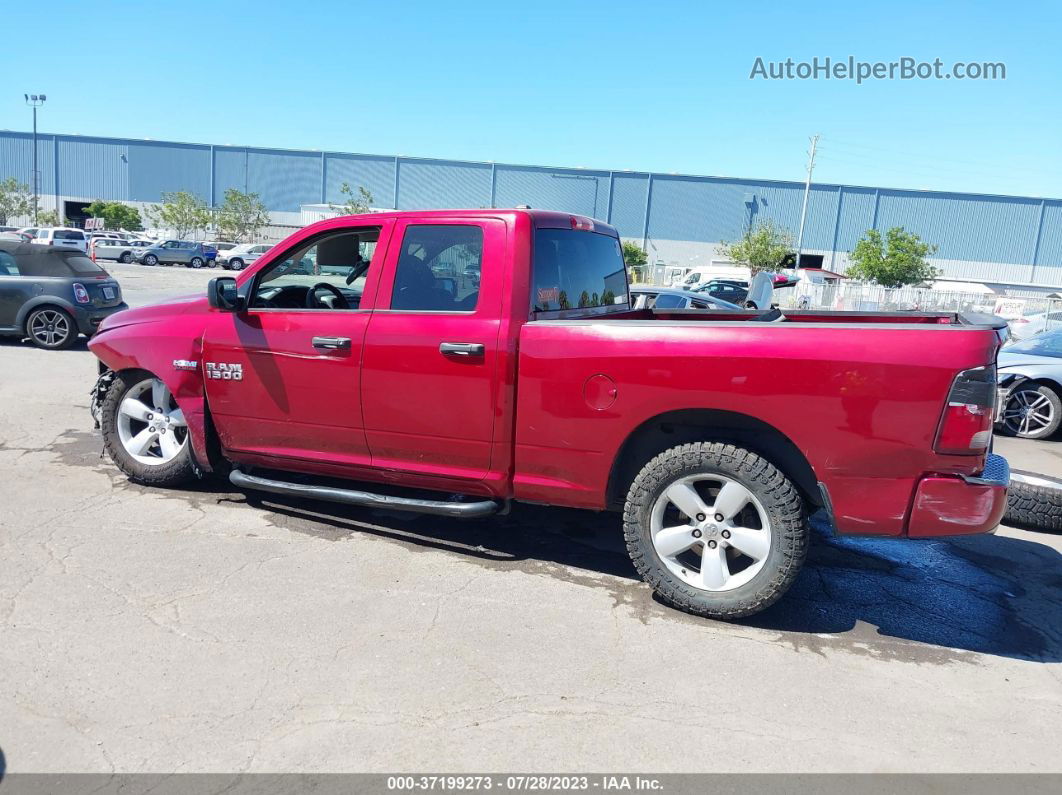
[{"xmin": 512, "ymin": 308, "xmax": 1005, "ymax": 536}]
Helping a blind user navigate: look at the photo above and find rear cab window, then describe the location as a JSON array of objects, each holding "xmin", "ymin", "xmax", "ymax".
[
  {"xmin": 20, "ymin": 252, "xmax": 106, "ymax": 277},
  {"xmin": 532, "ymin": 228, "xmax": 629, "ymax": 316}
]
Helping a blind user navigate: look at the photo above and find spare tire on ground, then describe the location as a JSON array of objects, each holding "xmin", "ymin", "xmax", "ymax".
[{"xmin": 1004, "ymin": 470, "xmax": 1062, "ymax": 532}]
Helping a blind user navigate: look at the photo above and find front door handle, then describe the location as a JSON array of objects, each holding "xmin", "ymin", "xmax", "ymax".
[
  {"xmin": 312, "ymin": 336, "xmax": 352, "ymax": 350},
  {"xmin": 439, "ymin": 342, "xmax": 485, "ymax": 356}
]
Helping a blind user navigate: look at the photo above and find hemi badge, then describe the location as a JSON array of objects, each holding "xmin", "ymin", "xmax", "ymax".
[{"xmin": 173, "ymin": 359, "xmax": 198, "ymax": 371}]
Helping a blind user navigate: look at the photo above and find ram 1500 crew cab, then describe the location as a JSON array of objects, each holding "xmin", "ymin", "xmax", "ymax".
[{"xmin": 88, "ymin": 209, "xmax": 1010, "ymax": 618}]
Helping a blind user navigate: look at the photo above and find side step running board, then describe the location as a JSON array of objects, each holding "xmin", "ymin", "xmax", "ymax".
[{"xmin": 229, "ymin": 469, "xmax": 500, "ymax": 518}]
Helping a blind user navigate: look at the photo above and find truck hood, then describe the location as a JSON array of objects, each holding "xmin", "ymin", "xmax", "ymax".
[{"xmin": 96, "ymin": 294, "xmax": 207, "ymax": 333}]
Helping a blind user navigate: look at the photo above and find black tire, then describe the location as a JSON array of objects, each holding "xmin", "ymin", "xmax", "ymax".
[
  {"xmin": 119, "ymin": 252, "xmax": 132, "ymax": 263},
  {"xmin": 1004, "ymin": 472, "xmax": 1062, "ymax": 532},
  {"xmin": 100, "ymin": 370, "xmax": 197, "ymax": 487},
  {"xmin": 229, "ymin": 258, "xmax": 244, "ymax": 271},
  {"xmin": 25, "ymin": 306, "xmax": 78, "ymax": 350},
  {"xmin": 143, "ymin": 254, "xmax": 158, "ymax": 266},
  {"xmin": 207, "ymin": 259, "xmax": 217, "ymax": 269},
  {"xmin": 189, "ymin": 257, "xmax": 204, "ymax": 269},
  {"xmin": 999, "ymin": 383, "xmax": 1062, "ymax": 439},
  {"xmin": 623, "ymin": 442, "xmax": 808, "ymax": 619}
]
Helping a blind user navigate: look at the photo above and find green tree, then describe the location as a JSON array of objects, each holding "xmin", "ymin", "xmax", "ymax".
[
  {"xmin": 84, "ymin": 200, "xmax": 142, "ymax": 232},
  {"xmin": 146, "ymin": 191, "xmax": 211, "ymax": 239},
  {"xmin": 0, "ymin": 177, "xmax": 34, "ymax": 225},
  {"xmin": 846, "ymin": 227, "xmax": 939, "ymax": 287},
  {"xmin": 621, "ymin": 240, "xmax": 648, "ymax": 267},
  {"xmin": 216, "ymin": 188, "xmax": 270, "ymax": 242},
  {"xmin": 330, "ymin": 183, "xmax": 374, "ymax": 216},
  {"xmin": 719, "ymin": 220, "xmax": 794, "ymax": 274},
  {"xmin": 36, "ymin": 209, "xmax": 59, "ymax": 226}
]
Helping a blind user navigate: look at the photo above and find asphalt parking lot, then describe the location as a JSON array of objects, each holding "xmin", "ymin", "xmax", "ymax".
[{"xmin": 0, "ymin": 262, "xmax": 1060, "ymax": 773}]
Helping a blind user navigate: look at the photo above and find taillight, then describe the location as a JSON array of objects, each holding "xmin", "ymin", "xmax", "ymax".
[
  {"xmin": 569, "ymin": 215, "xmax": 594, "ymax": 231},
  {"xmin": 72, "ymin": 283, "xmax": 91, "ymax": 304},
  {"xmin": 934, "ymin": 365, "xmax": 996, "ymax": 455}
]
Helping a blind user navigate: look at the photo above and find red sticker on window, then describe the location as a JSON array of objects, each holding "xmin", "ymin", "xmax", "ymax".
[{"xmin": 537, "ymin": 286, "xmax": 560, "ymax": 304}]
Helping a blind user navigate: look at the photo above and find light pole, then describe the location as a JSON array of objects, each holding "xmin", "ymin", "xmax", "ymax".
[{"xmin": 24, "ymin": 94, "xmax": 46, "ymax": 225}]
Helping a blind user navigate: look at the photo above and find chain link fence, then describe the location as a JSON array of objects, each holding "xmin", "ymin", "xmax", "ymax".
[{"xmin": 773, "ymin": 280, "xmax": 1062, "ymax": 335}]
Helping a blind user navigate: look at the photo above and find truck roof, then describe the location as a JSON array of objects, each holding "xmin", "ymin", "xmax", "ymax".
[{"xmin": 327, "ymin": 208, "xmax": 620, "ymax": 237}]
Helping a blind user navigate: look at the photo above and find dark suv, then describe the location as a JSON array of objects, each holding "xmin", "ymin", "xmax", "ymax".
[{"xmin": 0, "ymin": 241, "xmax": 128, "ymax": 349}]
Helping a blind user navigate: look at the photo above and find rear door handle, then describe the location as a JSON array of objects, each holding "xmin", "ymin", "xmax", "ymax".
[
  {"xmin": 439, "ymin": 342, "xmax": 485, "ymax": 356},
  {"xmin": 312, "ymin": 336, "xmax": 352, "ymax": 350}
]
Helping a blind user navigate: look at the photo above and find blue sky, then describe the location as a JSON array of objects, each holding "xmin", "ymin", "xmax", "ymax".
[{"xmin": 2, "ymin": 0, "xmax": 1060, "ymax": 197}]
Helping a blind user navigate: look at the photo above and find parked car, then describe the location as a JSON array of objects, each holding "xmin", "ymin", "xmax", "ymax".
[
  {"xmin": 996, "ymin": 329, "xmax": 1062, "ymax": 439},
  {"xmin": 205, "ymin": 241, "xmax": 237, "ymax": 252},
  {"xmin": 134, "ymin": 240, "xmax": 211, "ymax": 268},
  {"xmin": 1007, "ymin": 310, "xmax": 1062, "ymax": 343},
  {"xmin": 90, "ymin": 237, "xmax": 135, "ymax": 263},
  {"xmin": 200, "ymin": 244, "xmax": 219, "ymax": 268},
  {"xmin": 88, "ymin": 209, "xmax": 1009, "ymax": 620},
  {"xmin": 30, "ymin": 227, "xmax": 88, "ymax": 252},
  {"xmin": 217, "ymin": 242, "xmax": 271, "ymax": 271},
  {"xmin": 0, "ymin": 240, "xmax": 127, "ymax": 349},
  {"xmin": 630, "ymin": 286, "xmax": 742, "ymax": 310},
  {"xmin": 672, "ymin": 265, "xmax": 752, "ymax": 289},
  {"xmin": 692, "ymin": 279, "xmax": 749, "ymax": 304},
  {"xmin": 16, "ymin": 227, "xmax": 38, "ymax": 239}
]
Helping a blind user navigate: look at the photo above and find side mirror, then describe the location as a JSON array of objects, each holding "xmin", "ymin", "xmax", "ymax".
[
  {"xmin": 208, "ymin": 277, "xmax": 242, "ymax": 312},
  {"xmin": 745, "ymin": 271, "xmax": 775, "ymax": 311}
]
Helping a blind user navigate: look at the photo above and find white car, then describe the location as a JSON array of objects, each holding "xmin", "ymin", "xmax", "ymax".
[
  {"xmin": 218, "ymin": 243, "xmax": 271, "ymax": 271},
  {"xmin": 30, "ymin": 227, "xmax": 88, "ymax": 252},
  {"xmin": 1007, "ymin": 311, "xmax": 1062, "ymax": 343}
]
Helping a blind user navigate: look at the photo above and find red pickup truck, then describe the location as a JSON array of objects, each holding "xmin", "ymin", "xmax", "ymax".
[{"xmin": 88, "ymin": 209, "xmax": 1010, "ymax": 619}]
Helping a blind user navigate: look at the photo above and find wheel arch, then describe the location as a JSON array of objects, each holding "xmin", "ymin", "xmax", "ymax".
[
  {"xmin": 606, "ymin": 408, "xmax": 821, "ymax": 511},
  {"xmin": 1019, "ymin": 376, "xmax": 1062, "ymax": 394},
  {"xmin": 16, "ymin": 298, "xmax": 77, "ymax": 333}
]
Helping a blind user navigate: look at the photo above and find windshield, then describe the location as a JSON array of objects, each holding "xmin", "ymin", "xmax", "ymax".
[
  {"xmin": 1007, "ymin": 330, "xmax": 1062, "ymax": 359},
  {"xmin": 532, "ymin": 229, "xmax": 629, "ymax": 312}
]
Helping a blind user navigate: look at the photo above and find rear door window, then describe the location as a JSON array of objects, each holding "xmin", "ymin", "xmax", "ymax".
[
  {"xmin": 532, "ymin": 229, "xmax": 629, "ymax": 312},
  {"xmin": 54, "ymin": 229, "xmax": 85, "ymax": 240},
  {"xmin": 390, "ymin": 224, "xmax": 483, "ymax": 312}
]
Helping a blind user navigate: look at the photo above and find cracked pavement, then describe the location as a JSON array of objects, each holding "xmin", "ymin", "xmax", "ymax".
[{"xmin": 0, "ymin": 265, "xmax": 1060, "ymax": 773}]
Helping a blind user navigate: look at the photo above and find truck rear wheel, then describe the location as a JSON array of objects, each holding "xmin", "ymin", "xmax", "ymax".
[
  {"xmin": 623, "ymin": 442, "xmax": 807, "ymax": 619},
  {"xmin": 101, "ymin": 371, "xmax": 196, "ymax": 487}
]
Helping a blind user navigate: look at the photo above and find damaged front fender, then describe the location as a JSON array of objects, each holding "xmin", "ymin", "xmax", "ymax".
[{"xmin": 88, "ymin": 321, "xmax": 215, "ymax": 473}]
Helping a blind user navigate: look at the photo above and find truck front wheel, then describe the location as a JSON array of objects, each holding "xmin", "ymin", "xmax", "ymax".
[
  {"xmin": 101, "ymin": 371, "xmax": 197, "ymax": 487},
  {"xmin": 623, "ymin": 442, "xmax": 808, "ymax": 619}
]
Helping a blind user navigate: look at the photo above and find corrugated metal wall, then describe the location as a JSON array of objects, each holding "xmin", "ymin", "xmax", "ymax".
[
  {"xmin": 0, "ymin": 132, "xmax": 56, "ymax": 195},
  {"xmin": 2, "ymin": 130, "xmax": 1061, "ymax": 287},
  {"xmin": 127, "ymin": 141, "xmax": 210, "ymax": 202}
]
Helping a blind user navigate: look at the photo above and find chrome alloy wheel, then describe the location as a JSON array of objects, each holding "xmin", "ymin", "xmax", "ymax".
[
  {"xmin": 650, "ymin": 474, "xmax": 772, "ymax": 592},
  {"xmin": 29, "ymin": 309, "xmax": 72, "ymax": 347},
  {"xmin": 116, "ymin": 378, "xmax": 188, "ymax": 466},
  {"xmin": 1003, "ymin": 388, "xmax": 1055, "ymax": 437}
]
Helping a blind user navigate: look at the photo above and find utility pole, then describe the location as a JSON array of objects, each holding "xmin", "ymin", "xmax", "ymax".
[
  {"xmin": 794, "ymin": 133, "xmax": 819, "ymax": 269},
  {"xmin": 24, "ymin": 94, "xmax": 46, "ymax": 225}
]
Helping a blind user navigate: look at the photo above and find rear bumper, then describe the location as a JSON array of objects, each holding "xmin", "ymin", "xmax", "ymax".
[
  {"xmin": 907, "ymin": 453, "xmax": 1010, "ymax": 538},
  {"xmin": 73, "ymin": 302, "xmax": 129, "ymax": 335}
]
